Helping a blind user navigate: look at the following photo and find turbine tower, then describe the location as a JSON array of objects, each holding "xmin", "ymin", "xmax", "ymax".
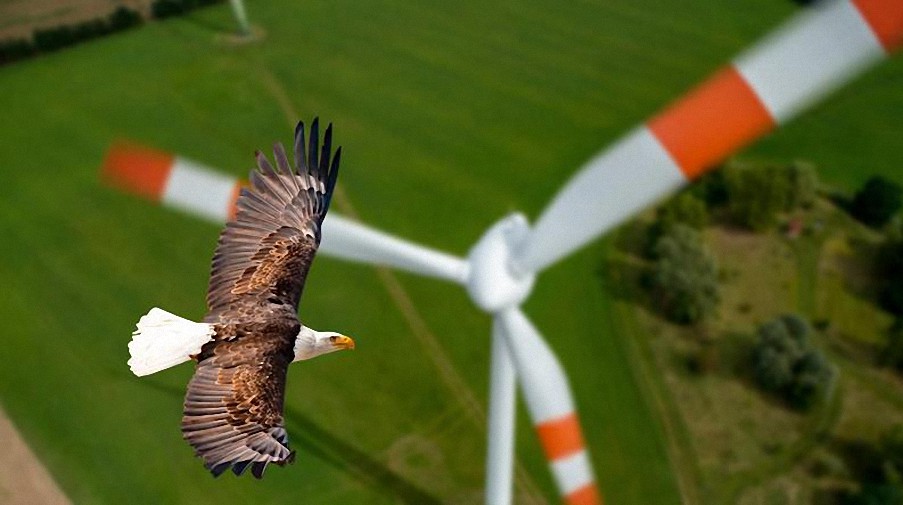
[
  {"xmin": 228, "ymin": 0, "xmax": 251, "ymax": 36},
  {"xmin": 104, "ymin": 1, "xmax": 902, "ymax": 503}
]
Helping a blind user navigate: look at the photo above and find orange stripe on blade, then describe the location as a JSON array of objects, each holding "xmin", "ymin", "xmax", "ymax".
[
  {"xmin": 101, "ymin": 142, "xmax": 174, "ymax": 201},
  {"xmin": 226, "ymin": 181, "xmax": 247, "ymax": 221},
  {"xmin": 852, "ymin": 0, "xmax": 903, "ymax": 51},
  {"xmin": 536, "ymin": 413, "xmax": 585, "ymax": 461},
  {"xmin": 647, "ymin": 66, "xmax": 775, "ymax": 180},
  {"xmin": 566, "ymin": 484, "xmax": 602, "ymax": 505}
]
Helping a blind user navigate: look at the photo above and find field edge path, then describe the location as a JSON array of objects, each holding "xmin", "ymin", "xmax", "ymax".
[{"xmin": 0, "ymin": 404, "xmax": 70, "ymax": 505}]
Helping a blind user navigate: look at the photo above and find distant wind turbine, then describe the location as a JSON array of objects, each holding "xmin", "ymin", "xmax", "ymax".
[{"xmin": 228, "ymin": 0, "xmax": 250, "ymax": 36}]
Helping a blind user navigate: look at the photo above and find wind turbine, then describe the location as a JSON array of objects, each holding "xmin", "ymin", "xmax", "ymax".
[
  {"xmin": 103, "ymin": 1, "xmax": 902, "ymax": 503},
  {"xmin": 228, "ymin": 0, "xmax": 251, "ymax": 36}
]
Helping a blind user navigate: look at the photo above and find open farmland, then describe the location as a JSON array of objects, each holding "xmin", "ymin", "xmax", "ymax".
[{"xmin": 0, "ymin": 0, "xmax": 900, "ymax": 504}]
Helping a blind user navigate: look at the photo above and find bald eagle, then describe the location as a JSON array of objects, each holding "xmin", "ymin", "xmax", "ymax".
[{"xmin": 126, "ymin": 119, "xmax": 355, "ymax": 478}]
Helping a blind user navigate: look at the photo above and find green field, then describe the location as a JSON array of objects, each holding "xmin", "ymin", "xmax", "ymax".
[{"xmin": 0, "ymin": 0, "xmax": 901, "ymax": 503}]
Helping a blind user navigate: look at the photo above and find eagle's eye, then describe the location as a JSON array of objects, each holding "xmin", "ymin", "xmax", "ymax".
[{"xmin": 329, "ymin": 336, "xmax": 338, "ymax": 342}]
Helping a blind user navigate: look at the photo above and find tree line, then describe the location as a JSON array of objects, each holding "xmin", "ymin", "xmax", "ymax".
[{"xmin": 0, "ymin": 0, "xmax": 224, "ymax": 66}]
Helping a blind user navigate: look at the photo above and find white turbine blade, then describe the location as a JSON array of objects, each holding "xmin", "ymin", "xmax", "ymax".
[
  {"xmin": 485, "ymin": 318, "xmax": 517, "ymax": 505},
  {"xmin": 100, "ymin": 143, "xmax": 468, "ymax": 283},
  {"xmin": 516, "ymin": 0, "xmax": 902, "ymax": 274},
  {"xmin": 514, "ymin": 127, "xmax": 685, "ymax": 274},
  {"xmin": 320, "ymin": 214, "xmax": 469, "ymax": 284},
  {"xmin": 498, "ymin": 308, "xmax": 600, "ymax": 504}
]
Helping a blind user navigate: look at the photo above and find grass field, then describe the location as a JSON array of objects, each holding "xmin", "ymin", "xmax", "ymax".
[{"xmin": 0, "ymin": 0, "xmax": 901, "ymax": 503}]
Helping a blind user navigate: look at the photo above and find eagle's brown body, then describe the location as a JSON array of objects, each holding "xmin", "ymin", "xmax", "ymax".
[{"xmin": 179, "ymin": 119, "xmax": 341, "ymax": 478}]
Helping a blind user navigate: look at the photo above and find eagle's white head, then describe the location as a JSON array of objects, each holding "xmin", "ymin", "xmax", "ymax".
[{"xmin": 293, "ymin": 326, "xmax": 355, "ymax": 362}]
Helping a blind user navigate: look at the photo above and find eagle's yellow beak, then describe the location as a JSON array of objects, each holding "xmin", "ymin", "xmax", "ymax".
[{"xmin": 331, "ymin": 335, "xmax": 355, "ymax": 350}]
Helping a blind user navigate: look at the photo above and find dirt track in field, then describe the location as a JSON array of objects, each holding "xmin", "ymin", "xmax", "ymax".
[{"xmin": 0, "ymin": 405, "xmax": 70, "ymax": 505}]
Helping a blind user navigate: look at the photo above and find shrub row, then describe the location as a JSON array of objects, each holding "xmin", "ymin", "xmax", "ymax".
[
  {"xmin": 0, "ymin": 6, "xmax": 142, "ymax": 65},
  {"xmin": 0, "ymin": 0, "xmax": 222, "ymax": 66},
  {"xmin": 152, "ymin": 0, "xmax": 222, "ymax": 19}
]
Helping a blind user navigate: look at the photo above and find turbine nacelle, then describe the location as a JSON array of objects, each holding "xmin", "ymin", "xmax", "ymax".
[{"xmin": 465, "ymin": 214, "xmax": 535, "ymax": 314}]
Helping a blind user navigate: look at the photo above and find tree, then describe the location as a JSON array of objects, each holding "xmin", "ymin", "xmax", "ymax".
[
  {"xmin": 108, "ymin": 6, "xmax": 143, "ymax": 31},
  {"xmin": 720, "ymin": 160, "xmax": 820, "ymax": 231},
  {"xmin": 844, "ymin": 484, "xmax": 903, "ymax": 505},
  {"xmin": 754, "ymin": 316, "xmax": 807, "ymax": 391},
  {"xmin": 844, "ymin": 426, "xmax": 903, "ymax": 504},
  {"xmin": 646, "ymin": 192, "xmax": 709, "ymax": 258},
  {"xmin": 754, "ymin": 345, "xmax": 795, "ymax": 391},
  {"xmin": 880, "ymin": 425, "xmax": 903, "ymax": 483},
  {"xmin": 883, "ymin": 321, "xmax": 903, "ymax": 371},
  {"xmin": 725, "ymin": 163, "xmax": 791, "ymax": 231},
  {"xmin": 752, "ymin": 315, "xmax": 836, "ymax": 410},
  {"xmin": 660, "ymin": 192, "xmax": 709, "ymax": 230},
  {"xmin": 851, "ymin": 176, "xmax": 903, "ymax": 228},
  {"xmin": 650, "ymin": 224, "xmax": 719, "ymax": 324},
  {"xmin": 789, "ymin": 350, "xmax": 835, "ymax": 409},
  {"xmin": 152, "ymin": 0, "xmax": 185, "ymax": 19},
  {"xmin": 691, "ymin": 169, "xmax": 729, "ymax": 208},
  {"xmin": 33, "ymin": 26, "xmax": 76, "ymax": 52},
  {"xmin": 878, "ymin": 240, "xmax": 903, "ymax": 317},
  {"xmin": 0, "ymin": 38, "xmax": 35, "ymax": 65},
  {"xmin": 785, "ymin": 161, "xmax": 819, "ymax": 210}
]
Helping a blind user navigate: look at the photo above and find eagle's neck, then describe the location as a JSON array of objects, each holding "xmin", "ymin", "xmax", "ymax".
[{"xmin": 292, "ymin": 326, "xmax": 319, "ymax": 361}]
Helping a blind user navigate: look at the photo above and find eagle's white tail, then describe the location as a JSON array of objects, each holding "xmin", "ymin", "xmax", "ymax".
[{"xmin": 127, "ymin": 308, "xmax": 215, "ymax": 377}]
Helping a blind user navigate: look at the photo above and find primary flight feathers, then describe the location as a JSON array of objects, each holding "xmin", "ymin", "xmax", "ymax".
[
  {"xmin": 127, "ymin": 119, "xmax": 354, "ymax": 479},
  {"xmin": 206, "ymin": 119, "xmax": 341, "ymax": 314}
]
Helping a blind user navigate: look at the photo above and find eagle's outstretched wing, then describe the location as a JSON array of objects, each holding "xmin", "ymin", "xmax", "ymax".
[
  {"xmin": 181, "ymin": 326, "xmax": 296, "ymax": 478},
  {"xmin": 182, "ymin": 120, "xmax": 340, "ymax": 478},
  {"xmin": 205, "ymin": 118, "xmax": 340, "ymax": 316}
]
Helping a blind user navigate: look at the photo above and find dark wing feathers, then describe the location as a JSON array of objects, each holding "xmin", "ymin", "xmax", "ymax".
[
  {"xmin": 205, "ymin": 118, "xmax": 340, "ymax": 314},
  {"xmin": 182, "ymin": 330, "xmax": 296, "ymax": 479},
  {"xmin": 183, "ymin": 119, "xmax": 340, "ymax": 478}
]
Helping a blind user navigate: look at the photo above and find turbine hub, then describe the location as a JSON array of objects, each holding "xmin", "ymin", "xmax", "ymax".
[{"xmin": 466, "ymin": 213, "xmax": 536, "ymax": 313}]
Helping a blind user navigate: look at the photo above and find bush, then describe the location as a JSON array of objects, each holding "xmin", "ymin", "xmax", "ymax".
[
  {"xmin": 725, "ymin": 163, "xmax": 791, "ymax": 231},
  {"xmin": 878, "ymin": 240, "xmax": 903, "ymax": 316},
  {"xmin": 843, "ymin": 427, "xmax": 903, "ymax": 504},
  {"xmin": 151, "ymin": 0, "xmax": 222, "ymax": 19},
  {"xmin": 649, "ymin": 224, "xmax": 719, "ymax": 324},
  {"xmin": 721, "ymin": 160, "xmax": 821, "ymax": 231},
  {"xmin": 72, "ymin": 18, "xmax": 110, "ymax": 41},
  {"xmin": 691, "ymin": 169, "xmax": 729, "ymax": 209},
  {"xmin": 883, "ymin": 322, "xmax": 903, "ymax": 371},
  {"xmin": 152, "ymin": 0, "xmax": 187, "ymax": 19},
  {"xmin": 33, "ymin": 25, "xmax": 77, "ymax": 52},
  {"xmin": 851, "ymin": 176, "xmax": 903, "ymax": 228},
  {"xmin": 790, "ymin": 350, "xmax": 835, "ymax": 409},
  {"xmin": 0, "ymin": 5, "xmax": 147, "ymax": 67},
  {"xmin": 752, "ymin": 315, "xmax": 836, "ymax": 410},
  {"xmin": 646, "ymin": 192, "xmax": 709, "ymax": 258},
  {"xmin": 660, "ymin": 192, "xmax": 709, "ymax": 230},
  {"xmin": 754, "ymin": 345, "xmax": 795, "ymax": 391},
  {"xmin": 843, "ymin": 484, "xmax": 903, "ymax": 505},
  {"xmin": 0, "ymin": 38, "xmax": 35, "ymax": 65},
  {"xmin": 108, "ymin": 6, "xmax": 143, "ymax": 31},
  {"xmin": 786, "ymin": 161, "xmax": 819, "ymax": 210}
]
